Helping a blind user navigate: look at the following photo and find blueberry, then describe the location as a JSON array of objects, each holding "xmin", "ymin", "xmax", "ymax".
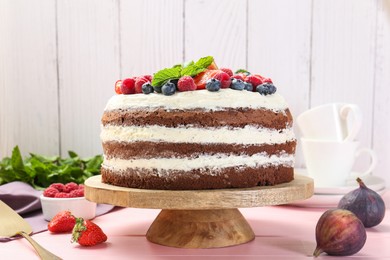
[
  {"xmin": 206, "ymin": 78, "xmax": 221, "ymax": 92},
  {"xmin": 256, "ymin": 83, "xmax": 277, "ymax": 95},
  {"xmin": 161, "ymin": 81, "xmax": 176, "ymax": 96},
  {"xmin": 142, "ymin": 82, "xmax": 154, "ymax": 94},
  {"xmin": 153, "ymin": 85, "xmax": 162, "ymax": 93},
  {"xmin": 243, "ymin": 82, "xmax": 253, "ymax": 91},
  {"xmin": 230, "ymin": 78, "xmax": 245, "ymax": 90}
]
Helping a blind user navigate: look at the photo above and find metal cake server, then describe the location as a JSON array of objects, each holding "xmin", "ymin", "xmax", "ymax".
[{"xmin": 0, "ymin": 200, "xmax": 62, "ymax": 260}]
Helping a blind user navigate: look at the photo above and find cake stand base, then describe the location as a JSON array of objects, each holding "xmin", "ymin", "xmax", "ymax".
[
  {"xmin": 146, "ymin": 208, "xmax": 254, "ymax": 248},
  {"xmin": 85, "ymin": 174, "xmax": 313, "ymax": 248}
]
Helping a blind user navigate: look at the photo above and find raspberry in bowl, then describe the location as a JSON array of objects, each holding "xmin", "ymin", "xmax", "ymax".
[{"xmin": 40, "ymin": 182, "xmax": 96, "ymax": 221}]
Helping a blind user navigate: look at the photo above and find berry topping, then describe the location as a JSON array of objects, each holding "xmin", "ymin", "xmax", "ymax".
[
  {"xmin": 245, "ymin": 74, "xmax": 264, "ymax": 89},
  {"xmin": 121, "ymin": 78, "xmax": 136, "ymax": 94},
  {"xmin": 206, "ymin": 78, "xmax": 221, "ymax": 92},
  {"xmin": 230, "ymin": 78, "xmax": 245, "ymax": 90},
  {"xmin": 142, "ymin": 82, "xmax": 154, "ymax": 94},
  {"xmin": 220, "ymin": 68, "xmax": 233, "ymax": 77},
  {"xmin": 256, "ymin": 83, "xmax": 277, "ymax": 95},
  {"xmin": 161, "ymin": 81, "xmax": 176, "ymax": 96},
  {"xmin": 232, "ymin": 73, "xmax": 247, "ymax": 81},
  {"xmin": 144, "ymin": 75, "xmax": 153, "ymax": 82},
  {"xmin": 135, "ymin": 76, "xmax": 149, "ymax": 94},
  {"xmin": 43, "ymin": 187, "xmax": 59, "ymax": 198},
  {"xmin": 114, "ymin": 80, "xmax": 122, "ymax": 94},
  {"xmin": 212, "ymin": 71, "xmax": 231, "ymax": 88},
  {"xmin": 243, "ymin": 82, "xmax": 254, "ymax": 91},
  {"xmin": 177, "ymin": 76, "xmax": 197, "ymax": 92},
  {"xmin": 153, "ymin": 85, "xmax": 162, "ymax": 93}
]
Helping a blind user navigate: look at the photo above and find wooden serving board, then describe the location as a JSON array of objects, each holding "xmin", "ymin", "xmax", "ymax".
[
  {"xmin": 84, "ymin": 175, "xmax": 313, "ymax": 249},
  {"xmin": 84, "ymin": 175, "xmax": 314, "ymax": 209}
]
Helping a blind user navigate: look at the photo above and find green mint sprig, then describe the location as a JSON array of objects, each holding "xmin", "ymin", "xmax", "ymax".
[
  {"xmin": 0, "ymin": 146, "xmax": 103, "ymax": 189},
  {"xmin": 152, "ymin": 56, "xmax": 214, "ymax": 87},
  {"xmin": 235, "ymin": 69, "xmax": 251, "ymax": 75}
]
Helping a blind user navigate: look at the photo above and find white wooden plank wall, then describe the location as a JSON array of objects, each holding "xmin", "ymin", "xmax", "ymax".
[{"xmin": 1, "ymin": 0, "xmax": 389, "ymax": 184}]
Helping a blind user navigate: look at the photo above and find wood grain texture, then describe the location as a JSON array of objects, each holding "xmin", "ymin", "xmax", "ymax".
[
  {"xmin": 84, "ymin": 175, "xmax": 314, "ymax": 209},
  {"xmin": 57, "ymin": 0, "xmax": 120, "ymax": 157},
  {"xmin": 0, "ymin": 0, "xmax": 59, "ymax": 157},
  {"xmin": 310, "ymin": 0, "xmax": 377, "ymax": 161},
  {"xmin": 373, "ymin": 0, "xmax": 390, "ymax": 181},
  {"xmin": 119, "ymin": 0, "xmax": 184, "ymax": 76},
  {"xmin": 184, "ymin": 0, "xmax": 247, "ymax": 68},
  {"xmin": 146, "ymin": 209, "xmax": 255, "ymax": 248}
]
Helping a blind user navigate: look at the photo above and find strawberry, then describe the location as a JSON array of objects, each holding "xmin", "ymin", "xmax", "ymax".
[
  {"xmin": 207, "ymin": 61, "xmax": 218, "ymax": 70},
  {"xmin": 220, "ymin": 68, "xmax": 233, "ymax": 77},
  {"xmin": 121, "ymin": 78, "xmax": 136, "ymax": 94},
  {"xmin": 134, "ymin": 76, "xmax": 150, "ymax": 94},
  {"xmin": 177, "ymin": 76, "xmax": 197, "ymax": 91},
  {"xmin": 114, "ymin": 80, "xmax": 122, "ymax": 94},
  {"xmin": 212, "ymin": 71, "xmax": 231, "ymax": 88},
  {"xmin": 193, "ymin": 69, "xmax": 218, "ymax": 89},
  {"xmin": 72, "ymin": 218, "xmax": 107, "ymax": 246},
  {"xmin": 48, "ymin": 210, "xmax": 76, "ymax": 233}
]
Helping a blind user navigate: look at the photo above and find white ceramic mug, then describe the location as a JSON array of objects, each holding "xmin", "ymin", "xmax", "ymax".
[
  {"xmin": 301, "ymin": 138, "xmax": 377, "ymax": 188},
  {"xmin": 297, "ymin": 103, "xmax": 362, "ymax": 142}
]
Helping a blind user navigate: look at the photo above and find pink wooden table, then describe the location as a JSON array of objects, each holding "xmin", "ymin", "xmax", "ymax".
[{"xmin": 2, "ymin": 191, "xmax": 389, "ymax": 259}]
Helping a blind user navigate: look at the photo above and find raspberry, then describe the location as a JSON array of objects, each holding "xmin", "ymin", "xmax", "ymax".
[
  {"xmin": 43, "ymin": 187, "xmax": 59, "ymax": 198},
  {"xmin": 78, "ymin": 184, "xmax": 85, "ymax": 190},
  {"xmin": 114, "ymin": 80, "xmax": 122, "ymax": 94},
  {"xmin": 135, "ymin": 77, "xmax": 149, "ymax": 94},
  {"xmin": 49, "ymin": 183, "xmax": 65, "ymax": 192},
  {"xmin": 213, "ymin": 71, "xmax": 231, "ymax": 88},
  {"xmin": 220, "ymin": 68, "xmax": 233, "ymax": 77},
  {"xmin": 54, "ymin": 192, "xmax": 71, "ymax": 198},
  {"xmin": 121, "ymin": 78, "xmax": 136, "ymax": 94},
  {"xmin": 64, "ymin": 182, "xmax": 79, "ymax": 193},
  {"xmin": 69, "ymin": 189, "xmax": 84, "ymax": 198},
  {"xmin": 143, "ymin": 75, "xmax": 153, "ymax": 82},
  {"xmin": 245, "ymin": 74, "xmax": 265, "ymax": 89},
  {"xmin": 177, "ymin": 76, "xmax": 197, "ymax": 92}
]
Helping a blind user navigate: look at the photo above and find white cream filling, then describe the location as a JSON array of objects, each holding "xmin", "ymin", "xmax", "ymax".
[
  {"xmin": 102, "ymin": 152, "xmax": 294, "ymax": 173},
  {"xmin": 104, "ymin": 89, "xmax": 289, "ymax": 112},
  {"xmin": 101, "ymin": 125, "xmax": 295, "ymax": 145}
]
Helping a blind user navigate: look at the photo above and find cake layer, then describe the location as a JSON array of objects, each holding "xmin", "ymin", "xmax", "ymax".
[
  {"xmin": 102, "ymin": 152, "xmax": 294, "ymax": 173},
  {"xmin": 102, "ymin": 108, "xmax": 293, "ymax": 130},
  {"xmin": 101, "ymin": 165, "xmax": 294, "ymax": 190},
  {"xmin": 104, "ymin": 89, "xmax": 290, "ymax": 112},
  {"xmin": 102, "ymin": 141, "xmax": 296, "ymax": 159},
  {"xmin": 101, "ymin": 125, "xmax": 295, "ymax": 145}
]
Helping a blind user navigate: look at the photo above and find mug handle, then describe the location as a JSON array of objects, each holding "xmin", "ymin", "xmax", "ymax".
[
  {"xmin": 350, "ymin": 148, "xmax": 378, "ymax": 179},
  {"xmin": 340, "ymin": 104, "xmax": 363, "ymax": 142}
]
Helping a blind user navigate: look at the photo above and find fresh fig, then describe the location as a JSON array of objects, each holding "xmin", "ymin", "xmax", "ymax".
[
  {"xmin": 314, "ymin": 209, "xmax": 366, "ymax": 257},
  {"xmin": 338, "ymin": 177, "xmax": 386, "ymax": 227}
]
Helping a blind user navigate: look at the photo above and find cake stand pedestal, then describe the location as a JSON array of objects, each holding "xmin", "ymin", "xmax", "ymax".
[{"xmin": 85, "ymin": 175, "xmax": 313, "ymax": 248}]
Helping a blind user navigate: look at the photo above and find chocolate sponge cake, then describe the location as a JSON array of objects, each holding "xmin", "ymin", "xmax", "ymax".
[{"xmin": 100, "ymin": 88, "xmax": 296, "ymax": 190}]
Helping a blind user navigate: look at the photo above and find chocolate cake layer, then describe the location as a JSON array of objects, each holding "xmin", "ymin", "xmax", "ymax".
[
  {"xmin": 102, "ymin": 108, "xmax": 293, "ymax": 130},
  {"xmin": 101, "ymin": 166, "xmax": 294, "ymax": 190},
  {"xmin": 102, "ymin": 141, "xmax": 297, "ymax": 159}
]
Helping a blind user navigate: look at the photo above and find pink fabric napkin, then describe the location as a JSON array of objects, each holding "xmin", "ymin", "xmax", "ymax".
[{"xmin": 0, "ymin": 181, "xmax": 115, "ymax": 242}]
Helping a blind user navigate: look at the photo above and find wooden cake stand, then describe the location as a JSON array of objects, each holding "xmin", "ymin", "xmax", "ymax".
[{"xmin": 85, "ymin": 175, "xmax": 313, "ymax": 249}]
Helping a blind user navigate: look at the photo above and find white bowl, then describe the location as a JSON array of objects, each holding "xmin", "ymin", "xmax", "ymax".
[{"xmin": 40, "ymin": 195, "xmax": 97, "ymax": 221}]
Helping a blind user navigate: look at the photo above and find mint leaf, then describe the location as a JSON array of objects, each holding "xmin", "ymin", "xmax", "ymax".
[
  {"xmin": 235, "ymin": 69, "xmax": 251, "ymax": 75},
  {"xmin": 152, "ymin": 56, "xmax": 215, "ymax": 87},
  {"xmin": 11, "ymin": 146, "xmax": 24, "ymax": 171},
  {"xmin": 152, "ymin": 66, "xmax": 182, "ymax": 87}
]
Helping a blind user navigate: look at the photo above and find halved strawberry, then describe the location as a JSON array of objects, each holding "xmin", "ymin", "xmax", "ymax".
[
  {"xmin": 207, "ymin": 61, "xmax": 218, "ymax": 70},
  {"xmin": 193, "ymin": 70, "xmax": 219, "ymax": 89}
]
